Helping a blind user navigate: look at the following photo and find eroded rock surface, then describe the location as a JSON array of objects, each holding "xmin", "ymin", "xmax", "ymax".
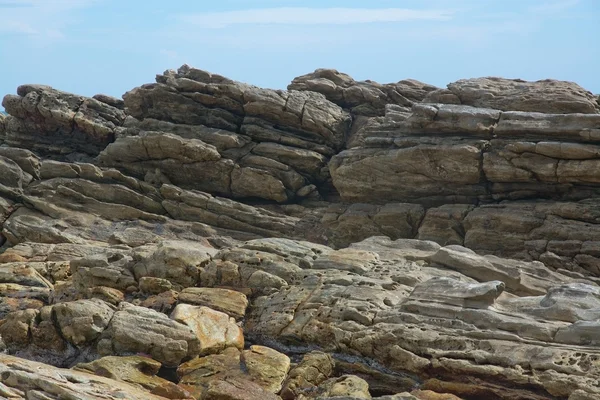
[{"xmin": 1, "ymin": 65, "xmax": 600, "ymax": 400}]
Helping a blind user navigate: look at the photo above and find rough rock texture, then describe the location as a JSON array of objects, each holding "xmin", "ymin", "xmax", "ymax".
[
  {"xmin": 74, "ymin": 355, "xmax": 193, "ymax": 399},
  {"xmin": 289, "ymin": 69, "xmax": 438, "ymax": 117},
  {"xmin": 0, "ymin": 354, "xmax": 174, "ymax": 399},
  {"xmin": 97, "ymin": 65, "xmax": 352, "ymax": 203},
  {"xmin": 1, "ymin": 65, "xmax": 600, "ymax": 400},
  {"xmin": 427, "ymin": 77, "xmax": 600, "ymax": 114},
  {"xmin": 1, "ymin": 85, "xmax": 126, "ymax": 158}
]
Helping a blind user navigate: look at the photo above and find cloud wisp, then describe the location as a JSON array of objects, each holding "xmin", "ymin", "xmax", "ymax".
[
  {"xmin": 0, "ymin": 0, "xmax": 98, "ymax": 38},
  {"xmin": 528, "ymin": 0, "xmax": 580, "ymax": 14},
  {"xmin": 178, "ymin": 7, "xmax": 454, "ymax": 29}
]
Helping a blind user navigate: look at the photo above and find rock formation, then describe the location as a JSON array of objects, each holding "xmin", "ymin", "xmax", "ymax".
[{"xmin": 0, "ymin": 65, "xmax": 599, "ymax": 400}]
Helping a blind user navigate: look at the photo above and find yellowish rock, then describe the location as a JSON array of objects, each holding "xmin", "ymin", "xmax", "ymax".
[
  {"xmin": 242, "ymin": 345, "xmax": 291, "ymax": 393},
  {"xmin": 75, "ymin": 355, "xmax": 193, "ymax": 399},
  {"xmin": 171, "ymin": 304, "xmax": 244, "ymax": 355},
  {"xmin": 179, "ymin": 287, "xmax": 248, "ymax": 320}
]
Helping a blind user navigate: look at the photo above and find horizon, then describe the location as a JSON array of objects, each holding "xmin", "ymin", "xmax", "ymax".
[{"xmin": 1, "ymin": 0, "xmax": 599, "ymax": 113}]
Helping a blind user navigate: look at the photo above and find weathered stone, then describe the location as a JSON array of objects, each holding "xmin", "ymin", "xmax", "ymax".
[
  {"xmin": 2, "ymin": 85, "xmax": 125, "ymax": 156},
  {"xmin": 132, "ymin": 240, "xmax": 215, "ymax": 289},
  {"xmin": 289, "ymin": 68, "xmax": 437, "ymax": 116},
  {"xmin": 160, "ymin": 184, "xmax": 300, "ymax": 238},
  {"xmin": 281, "ymin": 351, "xmax": 335, "ymax": 400},
  {"xmin": 321, "ymin": 203, "xmax": 424, "ymax": 248},
  {"xmin": 406, "ymin": 277, "xmax": 505, "ymax": 309},
  {"xmin": 171, "ymin": 304, "xmax": 244, "ymax": 355},
  {"xmin": 312, "ymin": 375, "xmax": 372, "ymax": 399},
  {"xmin": 98, "ymin": 302, "xmax": 200, "ymax": 366},
  {"xmin": 177, "ymin": 347, "xmax": 283, "ymax": 400},
  {"xmin": 241, "ymin": 345, "xmax": 291, "ymax": 393},
  {"xmin": 330, "ymin": 144, "xmax": 484, "ymax": 205},
  {"xmin": 445, "ymin": 77, "xmax": 600, "ymax": 114},
  {"xmin": 139, "ymin": 276, "xmax": 173, "ymax": 294},
  {"xmin": 74, "ymin": 355, "xmax": 192, "ymax": 399},
  {"xmin": 52, "ymin": 299, "xmax": 115, "ymax": 347},
  {"xmin": 3, "ymin": 66, "xmax": 600, "ymax": 400},
  {"xmin": 0, "ymin": 354, "xmax": 173, "ymax": 400},
  {"xmin": 178, "ymin": 287, "xmax": 248, "ymax": 319}
]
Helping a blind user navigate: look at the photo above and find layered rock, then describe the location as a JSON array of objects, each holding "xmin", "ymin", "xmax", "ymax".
[
  {"xmin": 2, "ymin": 65, "xmax": 600, "ymax": 400},
  {"xmin": 245, "ymin": 237, "xmax": 600, "ymax": 399},
  {"xmin": 0, "ymin": 354, "xmax": 176, "ymax": 400},
  {"xmin": 425, "ymin": 77, "xmax": 600, "ymax": 114},
  {"xmin": 331, "ymin": 104, "xmax": 600, "ymax": 205},
  {"xmin": 289, "ymin": 68, "xmax": 438, "ymax": 117},
  {"xmin": 1, "ymin": 85, "xmax": 126, "ymax": 158},
  {"xmin": 96, "ymin": 65, "xmax": 351, "ymax": 203}
]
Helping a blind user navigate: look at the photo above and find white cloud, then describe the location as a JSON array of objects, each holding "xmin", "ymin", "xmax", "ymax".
[
  {"xmin": 529, "ymin": 0, "xmax": 580, "ymax": 14},
  {"xmin": 179, "ymin": 7, "xmax": 454, "ymax": 29},
  {"xmin": 0, "ymin": 0, "xmax": 97, "ymax": 39},
  {"xmin": 160, "ymin": 49, "xmax": 179, "ymax": 59}
]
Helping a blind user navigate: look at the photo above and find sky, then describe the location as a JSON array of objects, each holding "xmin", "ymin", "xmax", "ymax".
[{"xmin": 0, "ymin": 0, "xmax": 599, "ymax": 110}]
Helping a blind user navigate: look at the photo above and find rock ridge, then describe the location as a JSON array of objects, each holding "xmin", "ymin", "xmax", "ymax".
[{"xmin": 1, "ymin": 65, "xmax": 600, "ymax": 400}]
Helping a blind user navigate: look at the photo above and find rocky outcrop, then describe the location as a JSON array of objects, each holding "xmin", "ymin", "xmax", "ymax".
[
  {"xmin": 289, "ymin": 69, "xmax": 438, "ymax": 117},
  {"xmin": 425, "ymin": 77, "xmax": 600, "ymax": 114},
  {"xmin": 1, "ymin": 85, "xmax": 126, "ymax": 159},
  {"xmin": 0, "ymin": 354, "xmax": 177, "ymax": 400},
  {"xmin": 2, "ymin": 65, "xmax": 600, "ymax": 400},
  {"xmin": 330, "ymin": 104, "xmax": 600, "ymax": 205},
  {"xmin": 96, "ymin": 65, "xmax": 351, "ymax": 203}
]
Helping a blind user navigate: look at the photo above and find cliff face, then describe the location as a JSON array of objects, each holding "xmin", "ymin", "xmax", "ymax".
[{"xmin": 0, "ymin": 66, "xmax": 600, "ymax": 400}]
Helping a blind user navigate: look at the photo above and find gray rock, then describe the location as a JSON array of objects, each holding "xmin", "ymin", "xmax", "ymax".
[
  {"xmin": 52, "ymin": 299, "xmax": 115, "ymax": 347},
  {"xmin": 0, "ymin": 354, "xmax": 171, "ymax": 400},
  {"xmin": 444, "ymin": 77, "xmax": 600, "ymax": 114},
  {"xmin": 2, "ymin": 85, "xmax": 125, "ymax": 156},
  {"xmin": 289, "ymin": 68, "xmax": 437, "ymax": 116},
  {"xmin": 98, "ymin": 302, "xmax": 200, "ymax": 366}
]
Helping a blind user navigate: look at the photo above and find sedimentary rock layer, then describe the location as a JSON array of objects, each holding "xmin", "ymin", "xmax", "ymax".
[{"xmin": 1, "ymin": 65, "xmax": 599, "ymax": 399}]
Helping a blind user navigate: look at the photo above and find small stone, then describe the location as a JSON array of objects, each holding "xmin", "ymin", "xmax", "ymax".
[{"xmin": 139, "ymin": 276, "xmax": 173, "ymax": 294}]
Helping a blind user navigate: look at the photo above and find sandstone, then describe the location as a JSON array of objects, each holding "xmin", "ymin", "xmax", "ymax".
[
  {"xmin": 406, "ymin": 277, "xmax": 505, "ymax": 309},
  {"xmin": 170, "ymin": 304, "xmax": 244, "ymax": 355},
  {"xmin": 177, "ymin": 347, "xmax": 283, "ymax": 400},
  {"xmin": 321, "ymin": 203, "xmax": 424, "ymax": 248},
  {"xmin": 329, "ymin": 144, "xmax": 485, "ymax": 205},
  {"xmin": 52, "ymin": 298, "xmax": 115, "ymax": 347},
  {"xmin": 132, "ymin": 240, "xmax": 215, "ymax": 290},
  {"xmin": 443, "ymin": 77, "xmax": 600, "ymax": 114},
  {"xmin": 241, "ymin": 345, "xmax": 291, "ymax": 393},
  {"xmin": 312, "ymin": 375, "xmax": 372, "ymax": 399},
  {"xmin": 178, "ymin": 287, "xmax": 248, "ymax": 319},
  {"xmin": 0, "ymin": 354, "xmax": 173, "ymax": 400},
  {"xmin": 289, "ymin": 68, "xmax": 437, "ymax": 116},
  {"xmin": 2, "ymin": 65, "xmax": 600, "ymax": 400},
  {"xmin": 75, "ymin": 355, "xmax": 192, "ymax": 399},
  {"xmin": 141, "ymin": 289, "xmax": 179, "ymax": 313},
  {"xmin": 139, "ymin": 276, "xmax": 174, "ymax": 294},
  {"xmin": 98, "ymin": 302, "xmax": 201, "ymax": 366},
  {"xmin": 2, "ymin": 85, "xmax": 126, "ymax": 157},
  {"xmin": 281, "ymin": 351, "xmax": 335, "ymax": 400}
]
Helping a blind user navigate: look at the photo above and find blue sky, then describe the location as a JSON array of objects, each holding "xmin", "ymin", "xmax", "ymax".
[{"xmin": 0, "ymin": 0, "xmax": 599, "ymax": 109}]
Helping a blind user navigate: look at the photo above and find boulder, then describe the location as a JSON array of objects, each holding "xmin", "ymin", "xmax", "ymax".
[
  {"xmin": 98, "ymin": 302, "xmax": 201, "ymax": 366},
  {"xmin": 170, "ymin": 304, "xmax": 244, "ymax": 355}
]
